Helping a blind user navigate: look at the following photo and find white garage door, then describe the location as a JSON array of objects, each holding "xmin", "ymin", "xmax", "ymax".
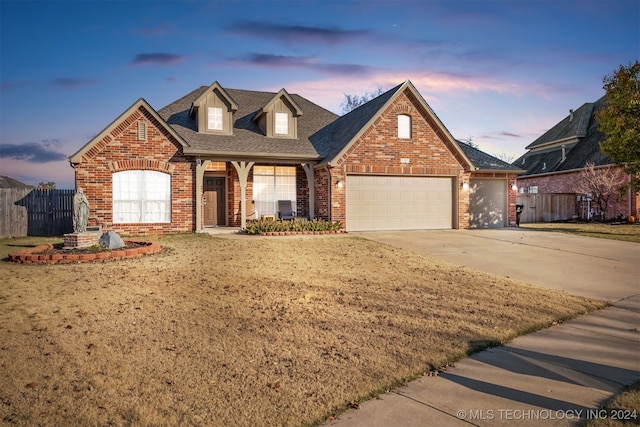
[
  {"xmin": 469, "ymin": 179, "xmax": 506, "ymax": 228},
  {"xmin": 346, "ymin": 175, "xmax": 453, "ymax": 231}
]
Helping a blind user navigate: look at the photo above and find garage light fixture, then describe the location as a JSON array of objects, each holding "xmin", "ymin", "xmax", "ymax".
[
  {"xmin": 511, "ymin": 183, "xmax": 518, "ymax": 191},
  {"xmin": 336, "ymin": 180, "xmax": 343, "ymax": 188},
  {"xmin": 461, "ymin": 181, "xmax": 469, "ymax": 191}
]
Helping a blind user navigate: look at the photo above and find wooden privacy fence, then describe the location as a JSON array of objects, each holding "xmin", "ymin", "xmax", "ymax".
[
  {"xmin": 0, "ymin": 188, "xmax": 74, "ymax": 238},
  {"xmin": 516, "ymin": 193, "xmax": 576, "ymax": 223}
]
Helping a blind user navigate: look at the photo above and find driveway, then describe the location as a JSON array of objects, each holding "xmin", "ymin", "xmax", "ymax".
[{"xmin": 353, "ymin": 228, "xmax": 640, "ymax": 301}]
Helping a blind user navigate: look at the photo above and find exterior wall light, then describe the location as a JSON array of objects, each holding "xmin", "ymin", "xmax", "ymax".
[
  {"xmin": 461, "ymin": 181, "xmax": 469, "ymax": 191},
  {"xmin": 511, "ymin": 183, "xmax": 518, "ymax": 191},
  {"xmin": 336, "ymin": 180, "xmax": 343, "ymax": 188}
]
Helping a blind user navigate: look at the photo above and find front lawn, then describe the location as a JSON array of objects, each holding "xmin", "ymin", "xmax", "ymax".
[
  {"xmin": 522, "ymin": 222, "xmax": 640, "ymax": 243},
  {"xmin": 0, "ymin": 234, "xmax": 603, "ymax": 426}
]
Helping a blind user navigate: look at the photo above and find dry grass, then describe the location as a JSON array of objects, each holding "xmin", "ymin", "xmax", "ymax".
[
  {"xmin": 0, "ymin": 234, "xmax": 604, "ymax": 427},
  {"xmin": 522, "ymin": 222, "xmax": 640, "ymax": 243},
  {"xmin": 583, "ymin": 381, "xmax": 640, "ymax": 427}
]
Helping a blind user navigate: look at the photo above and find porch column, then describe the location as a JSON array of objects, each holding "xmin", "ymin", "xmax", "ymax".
[
  {"xmin": 302, "ymin": 163, "xmax": 315, "ymax": 219},
  {"xmin": 195, "ymin": 159, "xmax": 210, "ymax": 232},
  {"xmin": 231, "ymin": 161, "xmax": 255, "ymax": 229}
]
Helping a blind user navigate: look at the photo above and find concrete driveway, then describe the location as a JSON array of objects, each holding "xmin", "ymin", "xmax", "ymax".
[{"xmin": 352, "ymin": 228, "xmax": 640, "ymax": 301}]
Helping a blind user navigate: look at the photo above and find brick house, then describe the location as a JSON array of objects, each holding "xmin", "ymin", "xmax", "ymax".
[
  {"xmin": 514, "ymin": 96, "xmax": 639, "ymax": 221},
  {"xmin": 68, "ymin": 80, "xmax": 522, "ymax": 235}
]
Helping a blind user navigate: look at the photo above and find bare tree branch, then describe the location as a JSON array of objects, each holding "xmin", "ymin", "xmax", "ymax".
[{"xmin": 575, "ymin": 162, "xmax": 626, "ymax": 220}]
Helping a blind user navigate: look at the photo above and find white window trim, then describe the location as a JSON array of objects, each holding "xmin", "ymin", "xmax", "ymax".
[
  {"xmin": 275, "ymin": 112, "xmax": 288, "ymax": 135},
  {"xmin": 113, "ymin": 170, "xmax": 171, "ymax": 223},
  {"xmin": 252, "ymin": 166, "xmax": 296, "ymax": 216},
  {"xmin": 207, "ymin": 107, "xmax": 223, "ymax": 131},
  {"xmin": 398, "ymin": 114, "xmax": 411, "ymax": 139}
]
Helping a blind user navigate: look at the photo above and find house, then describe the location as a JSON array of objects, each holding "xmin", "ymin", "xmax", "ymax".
[
  {"xmin": 0, "ymin": 175, "xmax": 32, "ymax": 189},
  {"xmin": 514, "ymin": 96, "xmax": 639, "ymax": 221},
  {"xmin": 68, "ymin": 80, "xmax": 523, "ymax": 235}
]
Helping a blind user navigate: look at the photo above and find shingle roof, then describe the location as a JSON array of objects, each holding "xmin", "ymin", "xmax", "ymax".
[
  {"xmin": 0, "ymin": 175, "xmax": 32, "ymax": 189},
  {"xmin": 310, "ymin": 83, "xmax": 402, "ymax": 161},
  {"xmin": 158, "ymin": 87, "xmax": 338, "ymax": 158},
  {"xmin": 455, "ymin": 141, "xmax": 524, "ymax": 172},
  {"xmin": 525, "ymin": 99, "xmax": 597, "ymax": 149},
  {"xmin": 514, "ymin": 95, "xmax": 612, "ymax": 176}
]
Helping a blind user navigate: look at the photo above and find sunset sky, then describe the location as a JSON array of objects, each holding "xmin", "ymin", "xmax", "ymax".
[{"xmin": 1, "ymin": 0, "xmax": 638, "ymax": 188}]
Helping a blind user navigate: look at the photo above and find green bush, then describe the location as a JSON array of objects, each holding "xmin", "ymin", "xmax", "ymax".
[{"xmin": 245, "ymin": 218, "xmax": 343, "ymax": 235}]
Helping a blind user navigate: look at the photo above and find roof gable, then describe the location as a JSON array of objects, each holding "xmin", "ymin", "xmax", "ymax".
[
  {"xmin": 252, "ymin": 88, "xmax": 303, "ymax": 120},
  {"xmin": 316, "ymin": 80, "xmax": 474, "ymax": 169},
  {"xmin": 189, "ymin": 81, "xmax": 238, "ymax": 116},
  {"xmin": 69, "ymin": 98, "xmax": 188, "ymax": 164},
  {"xmin": 526, "ymin": 97, "xmax": 602, "ymax": 150},
  {"xmin": 515, "ymin": 95, "xmax": 612, "ymax": 176}
]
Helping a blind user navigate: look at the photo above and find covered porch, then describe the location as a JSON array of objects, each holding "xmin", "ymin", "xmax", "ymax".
[{"xmin": 193, "ymin": 158, "xmax": 317, "ymax": 232}]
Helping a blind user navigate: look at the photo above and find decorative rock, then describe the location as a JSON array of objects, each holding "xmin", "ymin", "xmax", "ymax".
[{"xmin": 99, "ymin": 231, "xmax": 125, "ymax": 249}]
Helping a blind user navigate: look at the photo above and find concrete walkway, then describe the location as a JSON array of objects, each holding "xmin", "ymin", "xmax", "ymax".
[{"xmin": 325, "ymin": 229, "xmax": 640, "ymax": 427}]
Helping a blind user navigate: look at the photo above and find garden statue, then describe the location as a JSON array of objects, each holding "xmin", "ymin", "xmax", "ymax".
[{"xmin": 73, "ymin": 187, "xmax": 90, "ymax": 233}]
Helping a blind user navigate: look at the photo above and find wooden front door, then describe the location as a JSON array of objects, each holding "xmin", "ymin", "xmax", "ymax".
[{"xmin": 203, "ymin": 177, "xmax": 226, "ymax": 226}]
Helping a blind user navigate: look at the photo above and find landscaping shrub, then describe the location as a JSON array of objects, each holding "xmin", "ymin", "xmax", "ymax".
[{"xmin": 245, "ymin": 218, "xmax": 343, "ymax": 235}]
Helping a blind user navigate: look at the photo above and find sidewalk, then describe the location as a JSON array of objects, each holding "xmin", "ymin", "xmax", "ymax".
[{"xmin": 326, "ymin": 294, "xmax": 640, "ymax": 426}]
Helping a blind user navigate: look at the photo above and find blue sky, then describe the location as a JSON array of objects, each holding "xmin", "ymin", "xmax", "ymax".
[{"xmin": 1, "ymin": 0, "xmax": 638, "ymax": 188}]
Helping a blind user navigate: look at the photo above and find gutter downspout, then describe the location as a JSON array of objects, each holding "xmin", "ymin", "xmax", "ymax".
[
  {"xmin": 629, "ymin": 174, "xmax": 632, "ymax": 218},
  {"xmin": 326, "ymin": 165, "xmax": 332, "ymax": 221}
]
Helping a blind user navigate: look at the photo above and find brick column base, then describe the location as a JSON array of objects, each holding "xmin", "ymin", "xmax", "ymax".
[{"xmin": 64, "ymin": 232, "xmax": 100, "ymax": 249}]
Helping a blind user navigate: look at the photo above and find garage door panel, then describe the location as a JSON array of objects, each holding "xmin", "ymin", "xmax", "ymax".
[{"xmin": 346, "ymin": 175, "xmax": 453, "ymax": 231}]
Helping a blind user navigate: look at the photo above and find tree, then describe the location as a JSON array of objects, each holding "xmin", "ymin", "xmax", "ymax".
[
  {"xmin": 459, "ymin": 136, "xmax": 478, "ymax": 149},
  {"xmin": 340, "ymin": 87, "xmax": 384, "ymax": 114},
  {"xmin": 493, "ymin": 151, "xmax": 516, "ymax": 163},
  {"xmin": 596, "ymin": 60, "xmax": 640, "ymax": 190},
  {"xmin": 574, "ymin": 162, "xmax": 626, "ymax": 220},
  {"xmin": 38, "ymin": 181, "xmax": 56, "ymax": 190}
]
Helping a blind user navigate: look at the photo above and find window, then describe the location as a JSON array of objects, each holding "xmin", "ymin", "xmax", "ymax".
[
  {"xmin": 207, "ymin": 107, "xmax": 223, "ymax": 131},
  {"xmin": 398, "ymin": 114, "xmax": 411, "ymax": 139},
  {"xmin": 275, "ymin": 112, "xmax": 288, "ymax": 135},
  {"xmin": 113, "ymin": 170, "xmax": 171, "ymax": 223},
  {"xmin": 252, "ymin": 166, "xmax": 296, "ymax": 217}
]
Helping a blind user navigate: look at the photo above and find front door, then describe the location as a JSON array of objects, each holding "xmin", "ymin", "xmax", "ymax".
[{"xmin": 204, "ymin": 176, "xmax": 226, "ymax": 226}]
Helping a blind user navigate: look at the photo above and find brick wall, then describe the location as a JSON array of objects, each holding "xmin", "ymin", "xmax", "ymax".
[
  {"xmin": 329, "ymin": 89, "xmax": 469, "ymax": 229},
  {"xmin": 314, "ymin": 167, "xmax": 330, "ymax": 220},
  {"xmin": 517, "ymin": 167, "xmax": 639, "ymax": 220},
  {"xmin": 74, "ymin": 105, "xmax": 194, "ymax": 236}
]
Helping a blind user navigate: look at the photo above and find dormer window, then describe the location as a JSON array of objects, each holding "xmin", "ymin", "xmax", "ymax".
[
  {"xmin": 208, "ymin": 107, "xmax": 223, "ymax": 131},
  {"xmin": 275, "ymin": 112, "xmax": 288, "ymax": 135},
  {"xmin": 190, "ymin": 82, "xmax": 238, "ymax": 135},
  {"xmin": 253, "ymin": 88, "xmax": 303, "ymax": 139}
]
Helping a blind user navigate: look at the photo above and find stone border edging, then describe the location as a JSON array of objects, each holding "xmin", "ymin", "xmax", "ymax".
[{"xmin": 8, "ymin": 241, "xmax": 162, "ymax": 265}]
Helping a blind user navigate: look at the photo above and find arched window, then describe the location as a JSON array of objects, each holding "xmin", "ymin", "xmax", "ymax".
[
  {"xmin": 113, "ymin": 170, "xmax": 171, "ymax": 223},
  {"xmin": 398, "ymin": 114, "xmax": 411, "ymax": 139}
]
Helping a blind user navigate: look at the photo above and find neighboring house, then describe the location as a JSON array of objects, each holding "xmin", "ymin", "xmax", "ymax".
[
  {"xmin": 0, "ymin": 175, "xmax": 32, "ymax": 189},
  {"xmin": 68, "ymin": 80, "xmax": 523, "ymax": 235},
  {"xmin": 514, "ymin": 96, "xmax": 639, "ymax": 220}
]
